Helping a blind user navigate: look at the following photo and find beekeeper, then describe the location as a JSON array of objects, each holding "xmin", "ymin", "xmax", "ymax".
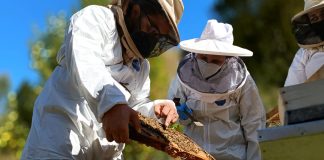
[
  {"xmin": 285, "ymin": 0, "xmax": 324, "ymax": 86},
  {"xmin": 168, "ymin": 20, "xmax": 266, "ymax": 160},
  {"xmin": 21, "ymin": 0, "xmax": 183, "ymax": 159}
]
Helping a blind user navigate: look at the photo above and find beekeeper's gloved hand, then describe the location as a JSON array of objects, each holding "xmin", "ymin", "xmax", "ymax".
[
  {"xmin": 176, "ymin": 103, "xmax": 193, "ymax": 120},
  {"xmin": 153, "ymin": 99, "xmax": 179, "ymax": 126}
]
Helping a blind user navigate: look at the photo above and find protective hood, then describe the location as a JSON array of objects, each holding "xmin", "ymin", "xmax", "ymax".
[
  {"xmin": 107, "ymin": 0, "xmax": 183, "ymax": 61},
  {"xmin": 291, "ymin": 0, "xmax": 324, "ymax": 48},
  {"xmin": 177, "ymin": 53, "xmax": 247, "ymax": 95}
]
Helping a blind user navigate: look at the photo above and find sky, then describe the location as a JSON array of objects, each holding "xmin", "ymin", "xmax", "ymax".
[{"xmin": 0, "ymin": 0, "xmax": 216, "ymax": 92}]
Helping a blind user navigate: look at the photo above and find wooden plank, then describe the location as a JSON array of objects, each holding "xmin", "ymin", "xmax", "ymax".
[{"xmin": 258, "ymin": 119, "xmax": 324, "ymax": 142}]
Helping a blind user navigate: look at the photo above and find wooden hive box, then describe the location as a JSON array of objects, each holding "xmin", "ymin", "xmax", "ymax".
[
  {"xmin": 278, "ymin": 79, "xmax": 324, "ymax": 125},
  {"xmin": 258, "ymin": 120, "xmax": 324, "ymax": 160}
]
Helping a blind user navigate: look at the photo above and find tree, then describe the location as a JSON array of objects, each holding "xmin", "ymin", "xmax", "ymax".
[
  {"xmin": 0, "ymin": 75, "xmax": 29, "ymax": 159},
  {"xmin": 0, "ymin": 75, "xmax": 10, "ymax": 114},
  {"xmin": 15, "ymin": 82, "xmax": 40, "ymax": 127},
  {"xmin": 0, "ymin": 76, "xmax": 9, "ymax": 99},
  {"xmin": 213, "ymin": 0, "xmax": 303, "ymax": 109}
]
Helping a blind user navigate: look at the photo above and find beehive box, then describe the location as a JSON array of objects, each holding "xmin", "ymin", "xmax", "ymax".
[
  {"xmin": 278, "ymin": 79, "xmax": 324, "ymax": 125},
  {"xmin": 258, "ymin": 120, "xmax": 324, "ymax": 160}
]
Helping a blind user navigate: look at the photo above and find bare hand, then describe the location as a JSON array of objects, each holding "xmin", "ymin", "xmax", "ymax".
[
  {"xmin": 102, "ymin": 104, "xmax": 141, "ymax": 143},
  {"xmin": 153, "ymin": 100, "xmax": 179, "ymax": 126}
]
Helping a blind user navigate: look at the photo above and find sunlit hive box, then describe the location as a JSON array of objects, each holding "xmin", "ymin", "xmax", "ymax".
[
  {"xmin": 258, "ymin": 120, "xmax": 324, "ymax": 160},
  {"xmin": 278, "ymin": 79, "xmax": 324, "ymax": 125}
]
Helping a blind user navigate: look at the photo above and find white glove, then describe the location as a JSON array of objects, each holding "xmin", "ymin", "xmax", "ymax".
[{"xmin": 153, "ymin": 99, "xmax": 179, "ymax": 126}]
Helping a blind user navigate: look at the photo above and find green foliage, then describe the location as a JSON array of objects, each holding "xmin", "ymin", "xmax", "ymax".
[
  {"xmin": 214, "ymin": 0, "xmax": 303, "ymax": 110},
  {"xmin": 0, "ymin": 75, "xmax": 10, "ymax": 114},
  {"xmin": 31, "ymin": 14, "xmax": 67, "ymax": 84},
  {"xmin": 0, "ymin": 13, "xmax": 67, "ymax": 159},
  {"xmin": 0, "ymin": 76, "xmax": 29, "ymax": 158},
  {"xmin": 16, "ymin": 82, "xmax": 40, "ymax": 127},
  {"xmin": 81, "ymin": 0, "xmax": 111, "ymax": 6},
  {"xmin": 124, "ymin": 141, "xmax": 171, "ymax": 160},
  {"xmin": 0, "ymin": 95, "xmax": 29, "ymax": 157},
  {"xmin": 149, "ymin": 52, "xmax": 180, "ymax": 99},
  {"xmin": 0, "ymin": 76, "xmax": 10, "ymax": 98}
]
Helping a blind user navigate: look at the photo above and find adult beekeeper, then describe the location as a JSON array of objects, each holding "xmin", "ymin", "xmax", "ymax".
[
  {"xmin": 168, "ymin": 19, "xmax": 266, "ymax": 160},
  {"xmin": 285, "ymin": 0, "xmax": 324, "ymax": 86},
  {"xmin": 21, "ymin": 0, "xmax": 184, "ymax": 159}
]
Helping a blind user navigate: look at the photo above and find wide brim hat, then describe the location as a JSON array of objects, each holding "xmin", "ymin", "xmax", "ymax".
[
  {"xmin": 291, "ymin": 0, "xmax": 324, "ymax": 48},
  {"xmin": 292, "ymin": 0, "xmax": 324, "ymax": 22},
  {"xmin": 107, "ymin": 0, "xmax": 184, "ymax": 59},
  {"xmin": 108, "ymin": 0, "xmax": 184, "ymax": 43},
  {"xmin": 179, "ymin": 19, "xmax": 252, "ymax": 57},
  {"xmin": 157, "ymin": 0, "xmax": 184, "ymax": 43}
]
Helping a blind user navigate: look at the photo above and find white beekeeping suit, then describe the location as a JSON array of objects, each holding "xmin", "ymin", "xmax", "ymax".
[
  {"xmin": 21, "ymin": 0, "xmax": 184, "ymax": 158},
  {"xmin": 21, "ymin": 6, "xmax": 154, "ymax": 160},
  {"xmin": 168, "ymin": 19, "xmax": 266, "ymax": 160},
  {"xmin": 169, "ymin": 55, "xmax": 266, "ymax": 160}
]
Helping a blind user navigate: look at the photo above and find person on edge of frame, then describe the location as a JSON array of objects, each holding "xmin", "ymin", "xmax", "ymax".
[{"xmin": 285, "ymin": 0, "xmax": 324, "ymax": 86}]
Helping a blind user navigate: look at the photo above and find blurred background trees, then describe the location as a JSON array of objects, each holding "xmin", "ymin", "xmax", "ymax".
[{"xmin": 0, "ymin": 0, "xmax": 304, "ymax": 159}]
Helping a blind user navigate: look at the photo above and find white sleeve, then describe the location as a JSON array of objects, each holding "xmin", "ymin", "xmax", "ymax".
[
  {"xmin": 63, "ymin": 5, "xmax": 130, "ymax": 122},
  {"xmin": 239, "ymin": 76, "xmax": 266, "ymax": 160},
  {"xmin": 305, "ymin": 50, "xmax": 324, "ymax": 79},
  {"xmin": 284, "ymin": 48, "xmax": 308, "ymax": 86}
]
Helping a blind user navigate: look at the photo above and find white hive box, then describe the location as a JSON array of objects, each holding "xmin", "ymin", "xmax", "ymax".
[{"xmin": 278, "ymin": 79, "xmax": 324, "ymax": 125}]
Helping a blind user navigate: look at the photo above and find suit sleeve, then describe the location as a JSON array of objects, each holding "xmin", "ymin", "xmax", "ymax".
[
  {"xmin": 63, "ymin": 5, "xmax": 130, "ymax": 122},
  {"xmin": 130, "ymin": 60, "xmax": 156, "ymax": 118},
  {"xmin": 285, "ymin": 48, "xmax": 308, "ymax": 86}
]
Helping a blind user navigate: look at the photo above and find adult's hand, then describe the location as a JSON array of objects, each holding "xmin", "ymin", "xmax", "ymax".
[
  {"xmin": 153, "ymin": 99, "xmax": 179, "ymax": 126},
  {"xmin": 102, "ymin": 104, "xmax": 141, "ymax": 143}
]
